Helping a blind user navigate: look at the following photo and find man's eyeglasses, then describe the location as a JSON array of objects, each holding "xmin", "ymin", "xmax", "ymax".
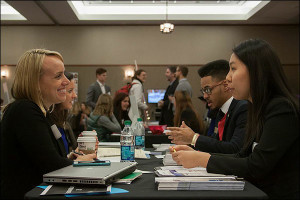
[{"xmin": 200, "ymin": 81, "xmax": 223, "ymax": 95}]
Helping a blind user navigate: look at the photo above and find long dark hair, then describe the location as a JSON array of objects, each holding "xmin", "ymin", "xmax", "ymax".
[
  {"xmin": 113, "ymin": 93, "xmax": 130, "ymax": 124},
  {"xmin": 48, "ymin": 72, "xmax": 74, "ymax": 128},
  {"xmin": 233, "ymin": 39, "xmax": 298, "ymax": 150},
  {"xmin": 173, "ymin": 90, "xmax": 203, "ymax": 132}
]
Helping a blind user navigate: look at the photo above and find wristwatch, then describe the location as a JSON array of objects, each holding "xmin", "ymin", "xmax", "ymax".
[{"xmin": 191, "ymin": 133, "xmax": 199, "ymax": 147}]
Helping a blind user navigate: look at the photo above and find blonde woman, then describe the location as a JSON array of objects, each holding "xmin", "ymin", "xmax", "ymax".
[
  {"xmin": 0, "ymin": 49, "xmax": 96, "ymax": 199},
  {"xmin": 87, "ymin": 94, "xmax": 121, "ymax": 141}
]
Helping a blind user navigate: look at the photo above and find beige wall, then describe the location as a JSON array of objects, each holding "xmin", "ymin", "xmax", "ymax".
[{"xmin": 1, "ymin": 25, "xmax": 299, "ymax": 120}]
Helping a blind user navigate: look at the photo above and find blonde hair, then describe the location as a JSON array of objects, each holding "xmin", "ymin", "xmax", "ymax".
[
  {"xmin": 93, "ymin": 94, "xmax": 113, "ymax": 116},
  {"xmin": 11, "ymin": 49, "xmax": 63, "ymax": 115}
]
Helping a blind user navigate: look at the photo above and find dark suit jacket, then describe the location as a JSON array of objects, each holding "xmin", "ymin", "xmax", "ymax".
[
  {"xmin": 86, "ymin": 82, "xmax": 111, "ymax": 109},
  {"xmin": 194, "ymin": 99, "xmax": 248, "ymax": 154},
  {"xmin": 207, "ymin": 97, "xmax": 299, "ymax": 199},
  {"xmin": 0, "ymin": 100, "xmax": 72, "ymax": 199},
  {"xmin": 159, "ymin": 79, "xmax": 178, "ymax": 126}
]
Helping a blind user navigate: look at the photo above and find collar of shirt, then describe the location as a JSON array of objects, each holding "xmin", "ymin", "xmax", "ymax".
[
  {"xmin": 179, "ymin": 78, "xmax": 187, "ymax": 82},
  {"xmin": 169, "ymin": 79, "xmax": 175, "ymax": 85},
  {"xmin": 97, "ymin": 80, "xmax": 105, "ymax": 88},
  {"xmin": 220, "ymin": 96, "xmax": 234, "ymax": 114}
]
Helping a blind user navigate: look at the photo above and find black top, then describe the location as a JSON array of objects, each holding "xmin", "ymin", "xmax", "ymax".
[
  {"xmin": 207, "ymin": 97, "xmax": 299, "ymax": 199},
  {"xmin": 159, "ymin": 79, "xmax": 179, "ymax": 127},
  {"xmin": 195, "ymin": 99, "xmax": 248, "ymax": 154},
  {"xmin": 0, "ymin": 100, "xmax": 73, "ymax": 199},
  {"xmin": 114, "ymin": 110, "xmax": 131, "ymax": 129},
  {"xmin": 180, "ymin": 107, "xmax": 202, "ymax": 134}
]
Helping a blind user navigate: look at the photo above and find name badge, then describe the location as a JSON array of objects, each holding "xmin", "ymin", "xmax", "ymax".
[
  {"xmin": 252, "ymin": 142, "xmax": 258, "ymax": 152},
  {"xmin": 51, "ymin": 124, "xmax": 62, "ymax": 140}
]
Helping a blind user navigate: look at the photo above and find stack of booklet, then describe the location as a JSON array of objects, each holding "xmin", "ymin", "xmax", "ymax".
[
  {"xmin": 154, "ymin": 166, "xmax": 245, "ymax": 191},
  {"xmin": 162, "ymin": 153, "xmax": 178, "ymax": 166}
]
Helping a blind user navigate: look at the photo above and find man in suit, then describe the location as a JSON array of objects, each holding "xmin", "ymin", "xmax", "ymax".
[
  {"xmin": 86, "ymin": 68, "xmax": 111, "ymax": 110},
  {"xmin": 158, "ymin": 66, "xmax": 179, "ymax": 127},
  {"xmin": 175, "ymin": 66, "xmax": 193, "ymax": 97},
  {"xmin": 167, "ymin": 60, "xmax": 248, "ymax": 154}
]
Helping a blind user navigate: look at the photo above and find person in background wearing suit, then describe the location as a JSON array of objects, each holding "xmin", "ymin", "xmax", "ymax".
[
  {"xmin": 169, "ymin": 39, "xmax": 299, "ymax": 199},
  {"xmin": 0, "ymin": 49, "xmax": 96, "ymax": 199},
  {"xmin": 174, "ymin": 66, "xmax": 193, "ymax": 97},
  {"xmin": 167, "ymin": 59, "xmax": 248, "ymax": 154},
  {"xmin": 158, "ymin": 66, "xmax": 178, "ymax": 127},
  {"xmin": 86, "ymin": 68, "xmax": 111, "ymax": 110},
  {"xmin": 173, "ymin": 90, "xmax": 204, "ymax": 134}
]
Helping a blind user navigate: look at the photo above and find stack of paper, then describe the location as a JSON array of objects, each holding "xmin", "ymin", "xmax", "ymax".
[
  {"xmin": 154, "ymin": 166, "xmax": 244, "ymax": 191},
  {"xmin": 115, "ymin": 172, "xmax": 143, "ymax": 184},
  {"xmin": 155, "ymin": 177, "xmax": 245, "ymax": 190},
  {"xmin": 154, "ymin": 166, "xmax": 226, "ymax": 177},
  {"xmin": 97, "ymin": 147, "xmax": 150, "ymax": 159},
  {"xmin": 162, "ymin": 153, "xmax": 178, "ymax": 166},
  {"xmin": 153, "ymin": 144, "xmax": 173, "ymax": 152}
]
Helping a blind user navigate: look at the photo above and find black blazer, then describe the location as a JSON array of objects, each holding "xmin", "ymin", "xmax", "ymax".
[
  {"xmin": 207, "ymin": 97, "xmax": 299, "ymax": 199},
  {"xmin": 86, "ymin": 82, "xmax": 111, "ymax": 109},
  {"xmin": 195, "ymin": 99, "xmax": 248, "ymax": 154},
  {"xmin": 159, "ymin": 79, "xmax": 178, "ymax": 127},
  {"xmin": 0, "ymin": 100, "xmax": 73, "ymax": 199}
]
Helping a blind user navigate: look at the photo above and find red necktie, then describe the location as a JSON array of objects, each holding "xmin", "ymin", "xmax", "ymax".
[{"xmin": 218, "ymin": 113, "xmax": 227, "ymax": 141}]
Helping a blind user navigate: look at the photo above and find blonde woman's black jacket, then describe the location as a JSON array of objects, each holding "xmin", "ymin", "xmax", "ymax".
[
  {"xmin": 207, "ymin": 97, "xmax": 299, "ymax": 199},
  {"xmin": 0, "ymin": 99, "xmax": 72, "ymax": 199}
]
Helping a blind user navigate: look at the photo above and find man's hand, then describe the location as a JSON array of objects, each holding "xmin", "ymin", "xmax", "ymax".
[
  {"xmin": 158, "ymin": 100, "xmax": 164, "ymax": 108},
  {"xmin": 166, "ymin": 121, "xmax": 195, "ymax": 145}
]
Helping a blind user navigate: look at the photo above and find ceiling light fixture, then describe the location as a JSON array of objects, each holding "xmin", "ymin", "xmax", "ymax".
[{"xmin": 160, "ymin": 0, "xmax": 174, "ymax": 34}]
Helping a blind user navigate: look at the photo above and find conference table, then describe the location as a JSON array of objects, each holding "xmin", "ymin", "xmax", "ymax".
[{"xmin": 25, "ymin": 155, "xmax": 268, "ymax": 199}]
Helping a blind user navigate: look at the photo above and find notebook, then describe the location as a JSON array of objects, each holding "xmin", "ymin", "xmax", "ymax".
[{"xmin": 43, "ymin": 162, "xmax": 137, "ymax": 186}]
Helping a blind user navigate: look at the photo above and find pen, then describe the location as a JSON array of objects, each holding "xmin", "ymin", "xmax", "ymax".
[
  {"xmin": 172, "ymin": 147, "xmax": 176, "ymax": 152},
  {"xmin": 72, "ymin": 150, "xmax": 84, "ymax": 156}
]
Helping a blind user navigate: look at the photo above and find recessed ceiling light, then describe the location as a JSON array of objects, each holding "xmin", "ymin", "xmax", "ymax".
[
  {"xmin": 68, "ymin": 0, "xmax": 270, "ymax": 21},
  {"xmin": 1, "ymin": 0, "xmax": 27, "ymax": 20}
]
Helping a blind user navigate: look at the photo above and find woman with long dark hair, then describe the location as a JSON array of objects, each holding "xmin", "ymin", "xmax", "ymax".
[
  {"xmin": 128, "ymin": 69, "xmax": 148, "ymax": 122},
  {"xmin": 48, "ymin": 72, "xmax": 77, "ymax": 155},
  {"xmin": 113, "ymin": 92, "xmax": 131, "ymax": 129},
  {"xmin": 173, "ymin": 90, "xmax": 204, "ymax": 134},
  {"xmin": 168, "ymin": 39, "xmax": 299, "ymax": 199}
]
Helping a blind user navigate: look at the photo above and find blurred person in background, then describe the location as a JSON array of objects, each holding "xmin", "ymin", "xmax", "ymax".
[
  {"xmin": 158, "ymin": 66, "xmax": 178, "ymax": 127},
  {"xmin": 173, "ymin": 90, "xmax": 204, "ymax": 134},
  {"xmin": 128, "ymin": 69, "xmax": 148, "ymax": 123},
  {"xmin": 87, "ymin": 94, "xmax": 121, "ymax": 141},
  {"xmin": 113, "ymin": 92, "xmax": 131, "ymax": 129},
  {"xmin": 86, "ymin": 68, "xmax": 111, "ymax": 110}
]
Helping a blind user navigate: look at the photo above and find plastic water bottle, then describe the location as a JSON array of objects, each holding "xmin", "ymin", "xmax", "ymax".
[
  {"xmin": 134, "ymin": 118, "xmax": 145, "ymax": 150},
  {"xmin": 120, "ymin": 120, "xmax": 135, "ymax": 162}
]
